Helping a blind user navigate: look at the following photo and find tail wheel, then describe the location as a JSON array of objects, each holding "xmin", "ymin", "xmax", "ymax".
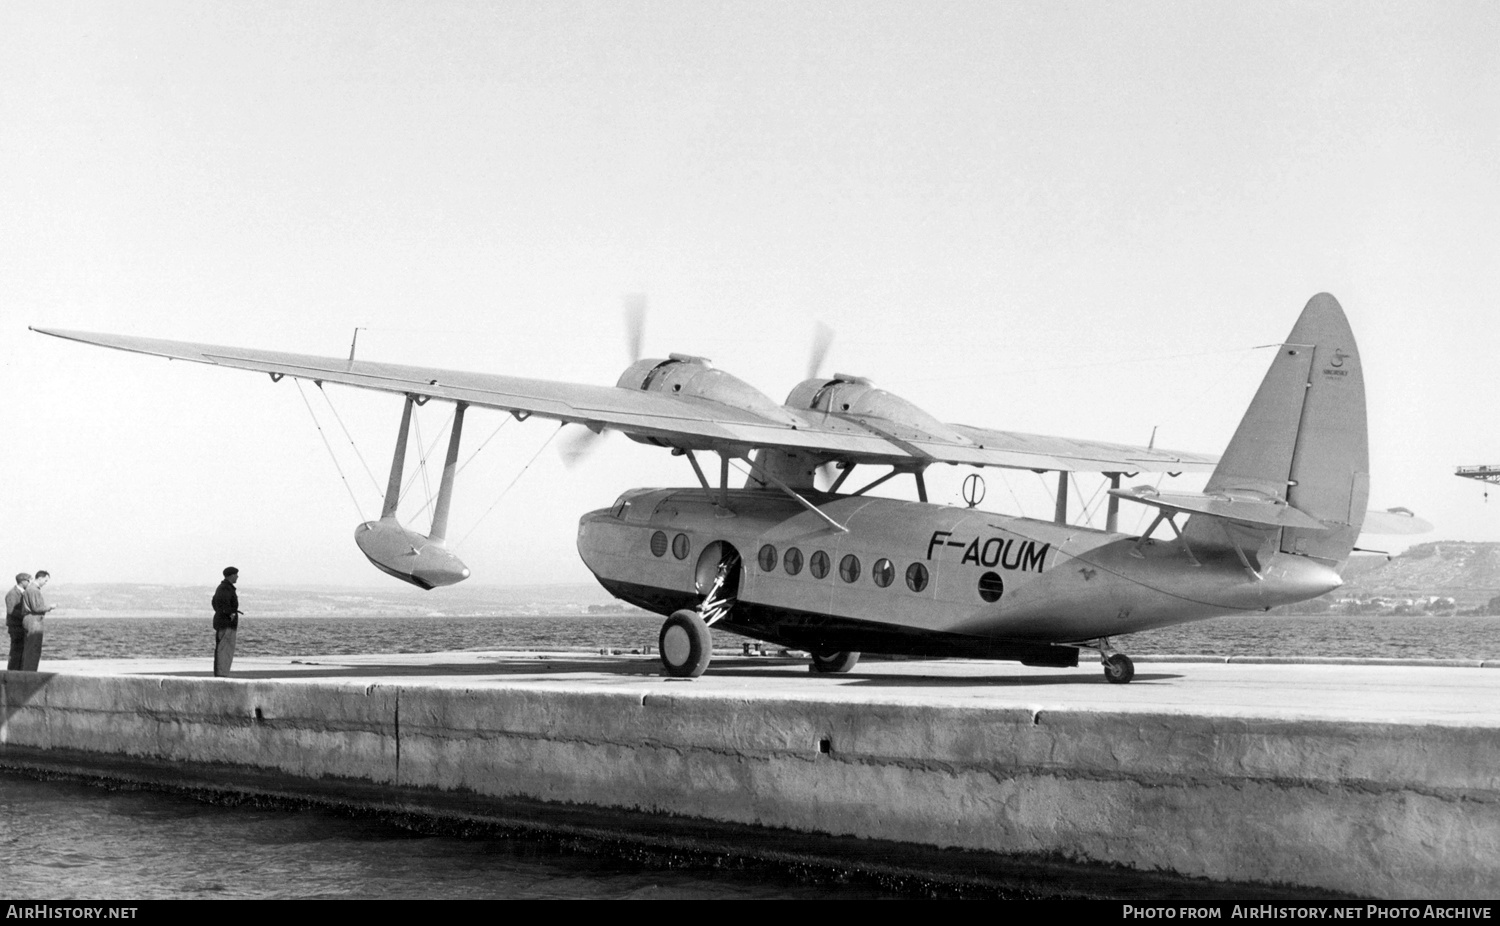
[
  {"xmin": 659, "ymin": 609, "xmax": 712, "ymax": 678},
  {"xmin": 1103, "ymin": 653, "xmax": 1135, "ymax": 684},
  {"xmin": 810, "ymin": 650, "xmax": 860, "ymax": 674}
]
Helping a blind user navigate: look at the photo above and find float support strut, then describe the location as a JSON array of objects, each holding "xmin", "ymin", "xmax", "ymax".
[
  {"xmin": 381, "ymin": 395, "xmax": 416, "ymax": 519},
  {"xmin": 429, "ymin": 402, "xmax": 467, "ymax": 543}
]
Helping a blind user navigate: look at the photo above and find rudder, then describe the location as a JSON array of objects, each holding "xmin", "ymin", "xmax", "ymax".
[{"xmin": 1184, "ymin": 293, "xmax": 1368, "ymax": 565}]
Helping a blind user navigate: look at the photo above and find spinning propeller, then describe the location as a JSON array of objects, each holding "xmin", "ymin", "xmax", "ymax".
[
  {"xmin": 803, "ymin": 322, "xmax": 844, "ymax": 490},
  {"xmin": 806, "ymin": 320, "xmax": 834, "ymax": 382},
  {"xmin": 559, "ymin": 302, "xmax": 837, "ymax": 475},
  {"xmin": 557, "ymin": 294, "xmax": 649, "ymax": 467}
]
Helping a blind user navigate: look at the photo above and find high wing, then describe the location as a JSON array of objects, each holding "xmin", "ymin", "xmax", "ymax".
[{"xmin": 30, "ymin": 328, "xmax": 1215, "ymax": 474}]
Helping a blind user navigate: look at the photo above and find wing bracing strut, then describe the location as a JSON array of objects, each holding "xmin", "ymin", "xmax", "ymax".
[{"xmin": 740, "ymin": 455, "xmax": 848, "ymax": 533}]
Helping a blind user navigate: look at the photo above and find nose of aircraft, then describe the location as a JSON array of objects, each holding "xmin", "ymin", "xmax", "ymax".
[{"xmin": 355, "ymin": 518, "xmax": 471, "ymax": 589}]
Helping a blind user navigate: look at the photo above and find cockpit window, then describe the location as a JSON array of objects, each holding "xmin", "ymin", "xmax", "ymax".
[{"xmin": 612, "ymin": 488, "xmax": 667, "ymax": 523}]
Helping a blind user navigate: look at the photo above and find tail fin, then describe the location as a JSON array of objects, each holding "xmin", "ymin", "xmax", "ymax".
[{"xmin": 1183, "ymin": 293, "xmax": 1369, "ymax": 564}]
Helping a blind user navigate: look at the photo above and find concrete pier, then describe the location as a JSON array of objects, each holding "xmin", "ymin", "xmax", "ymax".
[{"xmin": 4, "ymin": 651, "xmax": 1499, "ymax": 898}]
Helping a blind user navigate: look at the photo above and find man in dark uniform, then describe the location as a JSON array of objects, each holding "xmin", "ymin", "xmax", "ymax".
[
  {"xmin": 5, "ymin": 573, "xmax": 32, "ymax": 671},
  {"xmin": 212, "ymin": 567, "xmax": 242, "ymax": 677}
]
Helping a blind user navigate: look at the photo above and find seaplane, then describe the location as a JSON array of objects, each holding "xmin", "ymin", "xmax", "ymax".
[{"xmin": 32, "ymin": 292, "xmax": 1427, "ymax": 683}]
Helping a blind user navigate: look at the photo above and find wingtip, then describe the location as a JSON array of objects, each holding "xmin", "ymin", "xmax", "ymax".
[{"xmin": 30, "ymin": 327, "xmax": 81, "ymax": 341}]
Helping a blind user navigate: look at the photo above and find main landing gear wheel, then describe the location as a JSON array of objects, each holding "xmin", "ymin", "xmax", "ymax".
[
  {"xmin": 659, "ymin": 609, "xmax": 712, "ymax": 678},
  {"xmin": 1103, "ymin": 653, "xmax": 1135, "ymax": 684},
  {"xmin": 810, "ymin": 650, "xmax": 860, "ymax": 674}
]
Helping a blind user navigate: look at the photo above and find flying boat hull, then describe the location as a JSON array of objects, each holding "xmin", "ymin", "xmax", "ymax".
[{"xmin": 577, "ymin": 488, "xmax": 1343, "ymax": 662}]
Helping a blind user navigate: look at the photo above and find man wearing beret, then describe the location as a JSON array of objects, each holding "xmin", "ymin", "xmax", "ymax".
[{"xmin": 212, "ymin": 567, "xmax": 242, "ymax": 677}]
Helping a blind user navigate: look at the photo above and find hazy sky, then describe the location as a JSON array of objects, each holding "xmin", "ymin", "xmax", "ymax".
[{"xmin": 3, "ymin": 1, "xmax": 1497, "ymax": 592}]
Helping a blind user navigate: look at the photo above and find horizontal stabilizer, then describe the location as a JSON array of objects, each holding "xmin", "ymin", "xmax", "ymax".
[
  {"xmin": 1359, "ymin": 507, "xmax": 1433, "ymax": 536},
  {"xmin": 1110, "ymin": 485, "xmax": 1326, "ymax": 530}
]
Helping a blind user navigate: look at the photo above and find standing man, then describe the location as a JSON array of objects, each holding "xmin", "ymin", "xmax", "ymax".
[
  {"xmin": 5, "ymin": 573, "xmax": 32, "ymax": 671},
  {"xmin": 212, "ymin": 567, "xmax": 241, "ymax": 677},
  {"xmin": 19, "ymin": 570, "xmax": 55, "ymax": 671}
]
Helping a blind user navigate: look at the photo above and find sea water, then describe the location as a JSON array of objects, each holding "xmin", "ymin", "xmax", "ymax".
[
  {"xmin": 29, "ymin": 612, "xmax": 1500, "ymax": 662},
  {"xmin": 0, "ymin": 772, "xmax": 902, "ymax": 899}
]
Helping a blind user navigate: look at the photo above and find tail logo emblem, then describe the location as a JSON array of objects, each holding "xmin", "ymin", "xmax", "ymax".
[{"xmin": 1323, "ymin": 349, "xmax": 1352, "ymax": 378}]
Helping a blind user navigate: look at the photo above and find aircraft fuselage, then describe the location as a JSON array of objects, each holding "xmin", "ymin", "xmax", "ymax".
[{"xmin": 577, "ymin": 487, "xmax": 1343, "ymax": 663}]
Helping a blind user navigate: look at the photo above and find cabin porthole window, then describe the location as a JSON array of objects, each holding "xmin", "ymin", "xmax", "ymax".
[
  {"xmin": 649, "ymin": 531, "xmax": 669, "ymax": 557},
  {"xmin": 784, "ymin": 547, "xmax": 804, "ymax": 576},
  {"xmin": 809, "ymin": 550, "xmax": 830, "ymax": 580},
  {"xmin": 978, "ymin": 571, "xmax": 1004, "ymax": 603},
  {"xmin": 905, "ymin": 562, "xmax": 929, "ymax": 593},
  {"xmin": 839, "ymin": 554, "xmax": 861, "ymax": 583},
  {"xmin": 758, "ymin": 544, "xmax": 778, "ymax": 572},
  {"xmin": 872, "ymin": 558, "xmax": 894, "ymax": 588},
  {"xmin": 672, "ymin": 533, "xmax": 691, "ymax": 560}
]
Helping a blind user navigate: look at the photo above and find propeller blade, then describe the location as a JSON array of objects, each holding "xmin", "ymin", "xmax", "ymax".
[
  {"xmin": 816, "ymin": 462, "xmax": 837, "ymax": 491},
  {"xmin": 807, "ymin": 321, "xmax": 834, "ymax": 380},
  {"xmin": 557, "ymin": 423, "xmax": 608, "ymax": 468},
  {"xmin": 624, "ymin": 293, "xmax": 647, "ymax": 363}
]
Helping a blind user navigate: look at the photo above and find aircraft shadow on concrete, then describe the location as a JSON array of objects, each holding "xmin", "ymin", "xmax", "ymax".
[
  {"xmin": 841, "ymin": 671, "xmax": 1182, "ymax": 686},
  {"xmin": 702, "ymin": 660, "xmax": 1185, "ymax": 686},
  {"xmin": 148, "ymin": 656, "xmax": 1183, "ymax": 685},
  {"xmin": 151, "ymin": 655, "xmax": 662, "ymax": 680}
]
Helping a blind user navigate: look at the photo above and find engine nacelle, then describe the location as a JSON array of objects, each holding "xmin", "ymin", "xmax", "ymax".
[
  {"xmin": 617, "ymin": 354, "xmax": 801, "ymax": 446},
  {"xmin": 355, "ymin": 518, "xmax": 471, "ymax": 590},
  {"xmin": 784, "ymin": 374, "xmax": 969, "ymax": 444}
]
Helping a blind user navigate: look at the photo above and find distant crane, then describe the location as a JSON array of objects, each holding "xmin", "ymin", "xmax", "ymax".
[{"xmin": 1456, "ymin": 465, "xmax": 1500, "ymax": 501}]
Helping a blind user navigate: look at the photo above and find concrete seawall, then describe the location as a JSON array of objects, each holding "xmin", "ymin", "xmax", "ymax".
[{"xmin": 3, "ymin": 654, "xmax": 1499, "ymax": 898}]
